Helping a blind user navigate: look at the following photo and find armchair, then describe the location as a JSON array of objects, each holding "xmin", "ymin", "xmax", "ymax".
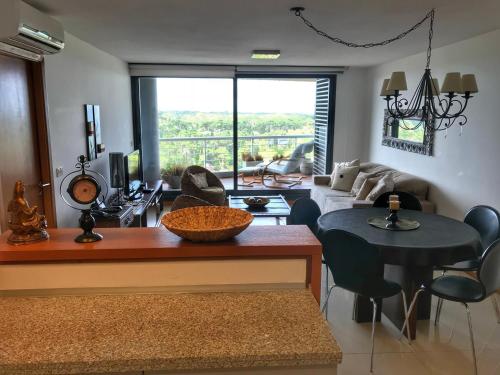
[
  {"xmin": 180, "ymin": 165, "xmax": 226, "ymax": 206},
  {"xmin": 262, "ymin": 141, "xmax": 314, "ymax": 188}
]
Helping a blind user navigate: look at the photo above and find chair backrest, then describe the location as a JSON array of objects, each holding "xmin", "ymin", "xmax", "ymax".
[
  {"xmin": 171, "ymin": 195, "xmax": 213, "ymax": 212},
  {"xmin": 464, "ymin": 205, "xmax": 500, "ymax": 252},
  {"xmin": 321, "ymin": 229, "xmax": 383, "ymax": 293},
  {"xmin": 477, "ymin": 239, "xmax": 500, "ymax": 298},
  {"xmin": 289, "ymin": 198, "xmax": 321, "ymax": 234},
  {"xmin": 372, "ymin": 191, "xmax": 422, "ymax": 211},
  {"xmin": 279, "ymin": 142, "xmax": 314, "ymax": 174},
  {"xmin": 181, "ymin": 165, "xmax": 224, "ymax": 189}
]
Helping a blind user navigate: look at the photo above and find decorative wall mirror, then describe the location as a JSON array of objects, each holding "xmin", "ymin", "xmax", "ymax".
[{"xmin": 382, "ymin": 109, "xmax": 434, "ymax": 156}]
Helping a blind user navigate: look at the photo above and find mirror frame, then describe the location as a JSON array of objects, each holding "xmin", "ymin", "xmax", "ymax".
[{"xmin": 382, "ymin": 109, "xmax": 434, "ymax": 156}]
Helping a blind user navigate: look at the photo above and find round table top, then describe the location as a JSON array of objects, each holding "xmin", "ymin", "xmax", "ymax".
[{"xmin": 317, "ymin": 208, "xmax": 482, "ymax": 267}]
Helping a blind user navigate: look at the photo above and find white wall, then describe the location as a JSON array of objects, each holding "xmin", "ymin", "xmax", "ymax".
[
  {"xmin": 333, "ymin": 68, "xmax": 370, "ymax": 164},
  {"xmin": 44, "ymin": 33, "xmax": 134, "ymax": 227},
  {"xmin": 365, "ymin": 29, "xmax": 500, "ymax": 219}
]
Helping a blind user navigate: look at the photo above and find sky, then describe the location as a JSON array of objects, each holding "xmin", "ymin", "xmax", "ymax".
[{"xmin": 156, "ymin": 78, "xmax": 316, "ymax": 114}]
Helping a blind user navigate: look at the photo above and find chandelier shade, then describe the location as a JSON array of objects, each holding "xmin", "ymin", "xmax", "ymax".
[
  {"xmin": 441, "ymin": 73, "xmax": 462, "ymax": 93},
  {"xmin": 387, "ymin": 72, "xmax": 408, "ymax": 92},
  {"xmin": 461, "ymin": 74, "xmax": 478, "ymax": 93}
]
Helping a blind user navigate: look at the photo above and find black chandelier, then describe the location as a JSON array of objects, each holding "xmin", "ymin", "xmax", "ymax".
[{"xmin": 291, "ymin": 8, "xmax": 478, "ymax": 133}]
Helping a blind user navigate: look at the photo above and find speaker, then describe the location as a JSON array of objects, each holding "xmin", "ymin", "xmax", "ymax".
[{"xmin": 109, "ymin": 152, "xmax": 125, "ymax": 188}]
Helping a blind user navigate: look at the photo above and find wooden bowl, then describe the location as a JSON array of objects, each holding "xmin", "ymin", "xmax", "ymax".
[
  {"xmin": 243, "ymin": 197, "xmax": 270, "ymax": 209},
  {"xmin": 161, "ymin": 206, "xmax": 253, "ymax": 242}
]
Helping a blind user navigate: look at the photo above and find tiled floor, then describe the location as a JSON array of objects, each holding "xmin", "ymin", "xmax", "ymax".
[{"xmin": 321, "ymin": 268, "xmax": 500, "ymax": 374}]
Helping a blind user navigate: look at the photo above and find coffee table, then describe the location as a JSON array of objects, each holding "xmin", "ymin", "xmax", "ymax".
[{"xmin": 228, "ymin": 195, "xmax": 291, "ymax": 225}]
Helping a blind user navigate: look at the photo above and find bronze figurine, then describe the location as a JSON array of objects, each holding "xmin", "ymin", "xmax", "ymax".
[{"xmin": 7, "ymin": 181, "xmax": 49, "ymax": 245}]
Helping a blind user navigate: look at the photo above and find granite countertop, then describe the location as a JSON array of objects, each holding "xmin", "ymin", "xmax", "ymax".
[{"xmin": 0, "ymin": 290, "xmax": 341, "ymax": 375}]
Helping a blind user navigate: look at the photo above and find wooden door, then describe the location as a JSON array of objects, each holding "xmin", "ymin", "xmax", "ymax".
[{"xmin": 0, "ymin": 54, "xmax": 54, "ymax": 232}]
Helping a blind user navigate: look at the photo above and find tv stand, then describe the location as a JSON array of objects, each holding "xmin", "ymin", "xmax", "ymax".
[{"xmin": 95, "ymin": 180, "xmax": 163, "ymax": 228}]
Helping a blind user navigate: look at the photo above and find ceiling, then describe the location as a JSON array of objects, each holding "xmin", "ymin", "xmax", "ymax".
[{"xmin": 26, "ymin": 0, "xmax": 500, "ymax": 67}]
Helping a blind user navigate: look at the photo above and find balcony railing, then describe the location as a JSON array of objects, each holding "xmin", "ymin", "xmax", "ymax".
[{"xmin": 159, "ymin": 134, "xmax": 314, "ymax": 173}]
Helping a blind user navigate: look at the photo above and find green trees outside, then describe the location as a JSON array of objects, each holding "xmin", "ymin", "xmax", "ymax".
[{"xmin": 158, "ymin": 111, "xmax": 314, "ymax": 173}]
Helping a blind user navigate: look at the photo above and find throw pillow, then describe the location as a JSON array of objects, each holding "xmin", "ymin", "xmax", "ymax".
[
  {"xmin": 355, "ymin": 177, "xmax": 380, "ymax": 200},
  {"xmin": 366, "ymin": 174, "xmax": 395, "ymax": 201},
  {"xmin": 331, "ymin": 165, "xmax": 360, "ymax": 192},
  {"xmin": 329, "ymin": 159, "xmax": 360, "ymax": 187},
  {"xmin": 190, "ymin": 172, "xmax": 209, "ymax": 189},
  {"xmin": 351, "ymin": 171, "xmax": 373, "ymax": 196}
]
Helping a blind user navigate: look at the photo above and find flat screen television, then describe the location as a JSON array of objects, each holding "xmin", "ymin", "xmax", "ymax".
[{"xmin": 124, "ymin": 150, "xmax": 142, "ymax": 197}]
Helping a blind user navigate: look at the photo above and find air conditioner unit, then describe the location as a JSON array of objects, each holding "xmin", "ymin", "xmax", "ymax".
[{"xmin": 0, "ymin": 0, "xmax": 64, "ymax": 61}]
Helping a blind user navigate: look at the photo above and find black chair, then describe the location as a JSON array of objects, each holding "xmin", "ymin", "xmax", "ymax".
[
  {"xmin": 435, "ymin": 205, "xmax": 500, "ymax": 325},
  {"xmin": 289, "ymin": 197, "xmax": 322, "ymax": 234},
  {"xmin": 289, "ymin": 198, "xmax": 331, "ymax": 309},
  {"xmin": 321, "ymin": 229, "xmax": 411, "ymax": 373},
  {"xmin": 404, "ymin": 239, "xmax": 500, "ymax": 375},
  {"xmin": 372, "ymin": 191, "xmax": 422, "ymax": 211}
]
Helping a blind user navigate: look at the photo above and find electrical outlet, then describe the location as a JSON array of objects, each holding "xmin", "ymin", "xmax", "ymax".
[{"xmin": 55, "ymin": 167, "xmax": 64, "ymax": 177}]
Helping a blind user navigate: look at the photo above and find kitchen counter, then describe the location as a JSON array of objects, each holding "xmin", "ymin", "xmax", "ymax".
[
  {"xmin": 0, "ymin": 227, "xmax": 322, "ymax": 303},
  {"xmin": 0, "ymin": 290, "xmax": 341, "ymax": 375}
]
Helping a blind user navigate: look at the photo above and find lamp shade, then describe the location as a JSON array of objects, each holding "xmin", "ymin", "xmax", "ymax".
[
  {"xmin": 461, "ymin": 74, "xmax": 478, "ymax": 93},
  {"xmin": 441, "ymin": 72, "xmax": 462, "ymax": 93},
  {"xmin": 387, "ymin": 71, "xmax": 407, "ymax": 91},
  {"xmin": 380, "ymin": 78, "xmax": 394, "ymax": 96},
  {"xmin": 423, "ymin": 78, "xmax": 440, "ymax": 96}
]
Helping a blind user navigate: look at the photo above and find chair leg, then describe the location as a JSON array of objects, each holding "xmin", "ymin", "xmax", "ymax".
[
  {"xmin": 491, "ymin": 293, "xmax": 500, "ymax": 324},
  {"xmin": 321, "ymin": 285, "xmax": 336, "ymax": 320},
  {"xmin": 324, "ymin": 264, "xmax": 329, "ymax": 316},
  {"xmin": 400, "ymin": 290, "xmax": 412, "ymax": 344},
  {"xmin": 400, "ymin": 287, "xmax": 426, "ymax": 339},
  {"xmin": 464, "ymin": 303, "xmax": 478, "ymax": 375},
  {"xmin": 434, "ymin": 270, "xmax": 447, "ymax": 326},
  {"xmin": 435, "ymin": 297, "xmax": 444, "ymax": 326},
  {"xmin": 370, "ymin": 298, "xmax": 377, "ymax": 373}
]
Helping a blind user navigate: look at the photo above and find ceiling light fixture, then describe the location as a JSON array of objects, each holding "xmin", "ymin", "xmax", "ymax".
[
  {"xmin": 291, "ymin": 7, "xmax": 478, "ymax": 134},
  {"xmin": 251, "ymin": 50, "xmax": 281, "ymax": 60}
]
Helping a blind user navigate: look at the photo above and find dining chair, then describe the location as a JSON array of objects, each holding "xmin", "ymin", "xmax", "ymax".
[
  {"xmin": 435, "ymin": 205, "xmax": 500, "ymax": 325},
  {"xmin": 289, "ymin": 197, "xmax": 322, "ymax": 234},
  {"xmin": 403, "ymin": 239, "xmax": 500, "ymax": 375},
  {"xmin": 321, "ymin": 229, "xmax": 411, "ymax": 373},
  {"xmin": 289, "ymin": 198, "xmax": 331, "ymax": 310},
  {"xmin": 372, "ymin": 191, "xmax": 422, "ymax": 211}
]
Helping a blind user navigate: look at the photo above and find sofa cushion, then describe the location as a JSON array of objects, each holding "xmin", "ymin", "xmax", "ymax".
[
  {"xmin": 355, "ymin": 177, "xmax": 380, "ymax": 200},
  {"xmin": 330, "ymin": 159, "xmax": 360, "ymax": 187},
  {"xmin": 331, "ymin": 165, "xmax": 360, "ymax": 191},
  {"xmin": 323, "ymin": 195, "xmax": 357, "ymax": 213},
  {"xmin": 190, "ymin": 172, "xmax": 209, "ymax": 188},
  {"xmin": 311, "ymin": 185, "xmax": 353, "ymax": 212},
  {"xmin": 366, "ymin": 174, "xmax": 395, "ymax": 201},
  {"xmin": 351, "ymin": 171, "xmax": 375, "ymax": 196}
]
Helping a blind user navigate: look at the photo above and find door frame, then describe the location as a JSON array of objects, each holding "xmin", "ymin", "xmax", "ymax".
[{"xmin": 28, "ymin": 61, "xmax": 57, "ymax": 227}]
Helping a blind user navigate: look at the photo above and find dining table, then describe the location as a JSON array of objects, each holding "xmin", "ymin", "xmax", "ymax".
[{"xmin": 317, "ymin": 207, "xmax": 482, "ymax": 339}]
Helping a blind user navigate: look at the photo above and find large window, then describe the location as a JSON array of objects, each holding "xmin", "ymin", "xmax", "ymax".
[
  {"xmin": 157, "ymin": 78, "xmax": 234, "ymax": 175},
  {"xmin": 133, "ymin": 73, "xmax": 335, "ymax": 194}
]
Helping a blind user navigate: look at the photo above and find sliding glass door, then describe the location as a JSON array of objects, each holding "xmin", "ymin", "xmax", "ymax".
[{"xmin": 236, "ymin": 78, "xmax": 316, "ymax": 189}]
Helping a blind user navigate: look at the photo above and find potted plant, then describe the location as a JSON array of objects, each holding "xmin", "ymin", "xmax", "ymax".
[
  {"xmin": 161, "ymin": 165, "xmax": 185, "ymax": 189},
  {"xmin": 242, "ymin": 152, "xmax": 259, "ymax": 168}
]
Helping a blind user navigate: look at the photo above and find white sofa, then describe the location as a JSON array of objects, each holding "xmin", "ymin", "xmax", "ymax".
[{"xmin": 311, "ymin": 162, "xmax": 435, "ymax": 214}]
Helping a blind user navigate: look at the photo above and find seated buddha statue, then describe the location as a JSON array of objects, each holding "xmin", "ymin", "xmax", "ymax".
[{"xmin": 7, "ymin": 181, "xmax": 49, "ymax": 244}]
